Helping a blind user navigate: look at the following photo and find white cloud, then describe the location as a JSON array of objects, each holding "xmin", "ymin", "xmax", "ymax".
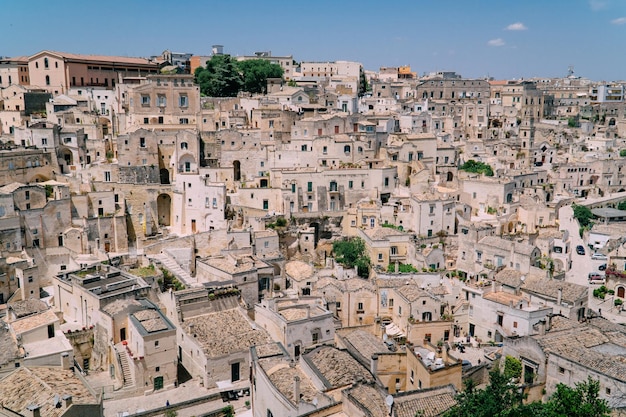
[
  {"xmin": 488, "ymin": 38, "xmax": 505, "ymax": 47},
  {"xmin": 611, "ymin": 17, "xmax": 626, "ymax": 24},
  {"xmin": 589, "ymin": 0, "xmax": 608, "ymax": 11},
  {"xmin": 506, "ymin": 22, "xmax": 527, "ymax": 31}
]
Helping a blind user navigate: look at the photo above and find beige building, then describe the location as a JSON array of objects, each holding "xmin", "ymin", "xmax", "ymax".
[
  {"xmin": 121, "ymin": 74, "xmax": 200, "ymax": 131},
  {"xmin": 27, "ymin": 50, "xmax": 159, "ymax": 94},
  {"xmin": 255, "ymin": 297, "xmax": 335, "ymax": 358},
  {"xmin": 179, "ymin": 307, "xmax": 272, "ymax": 388}
]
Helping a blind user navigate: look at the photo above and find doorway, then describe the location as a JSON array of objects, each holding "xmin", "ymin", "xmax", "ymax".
[
  {"xmin": 120, "ymin": 328, "xmax": 126, "ymax": 341},
  {"xmin": 231, "ymin": 362, "xmax": 240, "ymax": 382},
  {"xmin": 154, "ymin": 376, "xmax": 163, "ymax": 390}
]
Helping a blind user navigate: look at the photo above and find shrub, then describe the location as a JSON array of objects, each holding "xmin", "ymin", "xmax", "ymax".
[
  {"xmin": 275, "ymin": 217, "xmax": 287, "ymax": 227},
  {"xmin": 460, "ymin": 160, "xmax": 494, "ymax": 176},
  {"xmin": 615, "ymin": 298, "xmax": 623, "ymax": 307}
]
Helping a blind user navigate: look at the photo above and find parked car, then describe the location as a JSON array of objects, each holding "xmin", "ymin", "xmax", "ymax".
[
  {"xmin": 576, "ymin": 245, "xmax": 586, "ymax": 255},
  {"xmin": 591, "ymin": 253, "xmax": 607, "ymax": 260},
  {"xmin": 599, "ymin": 264, "xmax": 607, "ymax": 271},
  {"xmin": 588, "ymin": 272, "xmax": 605, "ymax": 283}
]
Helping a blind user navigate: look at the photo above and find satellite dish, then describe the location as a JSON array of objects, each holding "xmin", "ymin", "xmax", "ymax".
[{"xmin": 385, "ymin": 395, "xmax": 394, "ymax": 407}]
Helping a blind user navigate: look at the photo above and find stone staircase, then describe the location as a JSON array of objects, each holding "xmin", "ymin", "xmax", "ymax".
[
  {"xmin": 149, "ymin": 252, "xmax": 197, "ymax": 287},
  {"xmin": 115, "ymin": 343, "xmax": 134, "ymax": 390}
]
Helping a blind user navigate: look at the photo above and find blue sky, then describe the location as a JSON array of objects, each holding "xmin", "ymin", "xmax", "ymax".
[{"xmin": 2, "ymin": 0, "xmax": 625, "ymax": 81}]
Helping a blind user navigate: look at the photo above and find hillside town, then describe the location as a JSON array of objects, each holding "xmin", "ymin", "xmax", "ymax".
[{"xmin": 0, "ymin": 46, "xmax": 626, "ymax": 417}]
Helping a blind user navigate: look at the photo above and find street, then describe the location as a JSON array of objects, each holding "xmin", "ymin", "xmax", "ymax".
[{"xmin": 559, "ymin": 205, "xmax": 626, "ymax": 323}]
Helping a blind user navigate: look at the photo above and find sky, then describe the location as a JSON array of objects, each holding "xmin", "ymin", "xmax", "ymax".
[{"xmin": 2, "ymin": 0, "xmax": 626, "ymax": 81}]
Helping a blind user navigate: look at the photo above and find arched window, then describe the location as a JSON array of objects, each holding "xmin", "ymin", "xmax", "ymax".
[
  {"xmin": 44, "ymin": 58, "xmax": 49, "ymax": 69},
  {"xmin": 343, "ymin": 145, "xmax": 351, "ymax": 154},
  {"xmin": 180, "ymin": 142, "xmax": 188, "ymax": 150},
  {"xmin": 45, "ymin": 75, "xmax": 50, "ymax": 86}
]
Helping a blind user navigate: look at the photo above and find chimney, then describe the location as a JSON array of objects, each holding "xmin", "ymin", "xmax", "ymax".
[
  {"xmin": 546, "ymin": 314, "xmax": 552, "ymax": 332},
  {"xmin": 537, "ymin": 320, "xmax": 546, "ymax": 336},
  {"xmin": 556, "ymin": 287, "xmax": 563, "ymax": 306},
  {"xmin": 371, "ymin": 354, "xmax": 379, "ymax": 375},
  {"xmin": 62, "ymin": 395, "xmax": 72, "ymax": 409},
  {"xmin": 491, "ymin": 279, "xmax": 496, "ymax": 293},
  {"xmin": 61, "ymin": 352, "xmax": 71, "ymax": 369},
  {"xmin": 25, "ymin": 404, "xmax": 40, "ymax": 417},
  {"xmin": 293, "ymin": 375, "xmax": 301, "ymax": 403}
]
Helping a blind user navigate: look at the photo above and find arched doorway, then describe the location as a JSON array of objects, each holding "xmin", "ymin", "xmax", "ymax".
[
  {"xmin": 233, "ymin": 160, "xmax": 241, "ymax": 181},
  {"xmin": 157, "ymin": 194, "xmax": 171, "ymax": 226},
  {"xmin": 618, "ymin": 287, "xmax": 625, "ymax": 298},
  {"xmin": 446, "ymin": 172, "xmax": 454, "ymax": 182},
  {"xmin": 160, "ymin": 168, "xmax": 170, "ymax": 185}
]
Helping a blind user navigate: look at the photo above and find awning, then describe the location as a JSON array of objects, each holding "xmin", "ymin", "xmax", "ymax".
[{"xmin": 385, "ymin": 323, "xmax": 406, "ymax": 338}]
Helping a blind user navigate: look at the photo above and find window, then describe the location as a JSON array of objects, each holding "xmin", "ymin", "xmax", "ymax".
[
  {"xmin": 357, "ymin": 302, "xmax": 364, "ymax": 311},
  {"xmin": 301, "ymin": 145, "xmax": 308, "ymax": 151},
  {"xmin": 180, "ymin": 142, "xmax": 188, "ymax": 150},
  {"xmin": 144, "ymin": 117, "xmax": 149, "ymax": 124},
  {"xmin": 155, "ymin": 340, "xmax": 159, "ymax": 347},
  {"xmin": 291, "ymin": 184, "xmax": 296, "ymax": 193},
  {"xmin": 348, "ymin": 180, "xmax": 353, "ymax": 189},
  {"xmin": 179, "ymin": 95, "xmax": 188, "ymax": 107},
  {"xmin": 497, "ymin": 314, "xmax": 503, "ymax": 326},
  {"xmin": 378, "ymin": 253, "xmax": 383, "ymax": 261},
  {"xmin": 558, "ymin": 367, "xmax": 565, "ymax": 374},
  {"xmin": 179, "ymin": 118, "xmax": 189, "ymax": 124},
  {"xmin": 44, "ymin": 58, "xmax": 49, "ymax": 69},
  {"xmin": 384, "ymin": 177, "xmax": 389, "ymax": 186},
  {"xmin": 141, "ymin": 95, "xmax": 150, "ymax": 106},
  {"xmin": 25, "ymin": 191, "xmax": 30, "ymax": 200},
  {"xmin": 307, "ymin": 182, "xmax": 313, "ymax": 192},
  {"xmin": 269, "ymin": 120, "xmax": 274, "ymax": 128},
  {"xmin": 323, "ymin": 146, "xmax": 328, "ymax": 154},
  {"xmin": 41, "ymin": 138, "xmax": 47, "ymax": 146},
  {"xmin": 156, "ymin": 366, "xmax": 160, "ymax": 372},
  {"xmin": 47, "ymin": 324, "xmax": 54, "ymax": 339},
  {"xmin": 45, "ymin": 75, "xmax": 50, "ymax": 85},
  {"xmin": 140, "ymin": 137, "xmax": 146, "ymax": 148},
  {"xmin": 263, "ymin": 200, "xmax": 269, "ymax": 210},
  {"xmin": 104, "ymin": 171, "xmax": 111, "ymax": 182},
  {"xmin": 157, "ymin": 95, "xmax": 166, "ymax": 107}
]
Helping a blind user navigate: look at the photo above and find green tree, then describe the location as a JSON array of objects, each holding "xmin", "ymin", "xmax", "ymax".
[
  {"xmin": 443, "ymin": 368, "xmax": 523, "ymax": 417},
  {"xmin": 444, "ymin": 370, "xmax": 610, "ymax": 417},
  {"xmin": 236, "ymin": 59, "xmax": 283, "ymax": 94},
  {"xmin": 387, "ymin": 263, "xmax": 418, "ymax": 273},
  {"xmin": 358, "ymin": 66, "xmax": 370, "ymax": 97},
  {"xmin": 503, "ymin": 355, "xmax": 522, "ymax": 380},
  {"xmin": 620, "ymin": 149, "xmax": 626, "ymax": 157},
  {"xmin": 618, "ymin": 200, "xmax": 626, "ymax": 210},
  {"xmin": 332, "ymin": 237, "xmax": 370, "ymax": 278},
  {"xmin": 460, "ymin": 160, "xmax": 494, "ymax": 176},
  {"xmin": 572, "ymin": 204, "xmax": 593, "ymax": 228},
  {"xmin": 541, "ymin": 377, "xmax": 610, "ymax": 417},
  {"xmin": 194, "ymin": 55, "xmax": 243, "ymax": 97}
]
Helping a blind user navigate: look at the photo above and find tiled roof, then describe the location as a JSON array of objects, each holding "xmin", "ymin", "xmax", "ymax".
[
  {"xmin": 131, "ymin": 309, "xmax": 172, "ymax": 333},
  {"xmin": 254, "ymin": 342, "xmax": 285, "ymax": 359},
  {"xmin": 396, "ymin": 284, "xmax": 430, "ymax": 302},
  {"xmin": 0, "ymin": 325, "xmax": 20, "ymax": 366},
  {"xmin": 261, "ymin": 359, "xmax": 318, "ymax": 405},
  {"xmin": 483, "ymin": 291, "xmax": 525, "ymax": 307},
  {"xmin": 363, "ymin": 227, "xmax": 407, "ymax": 240},
  {"xmin": 344, "ymin": 383, "xmax": 388, "ymax": 417},
  {"xmin": 336, "ymin": 328, "xmax": 387, "ymax": 364},
  {"xmin": 534, "ymin": 318, "xmax": 626, "ymax": 383},
  {"xmin": 285, "ymin": 260, "xmax": 315, "ymax": 281},
  {"xmin": 494, "ymin": 268, "xmax": 524, "ymax": 288},
  {"xmin": 8, "ymin": 299, "xmax": 48, "ymax": 318},
  {"xmin": 303, "ymin": 346, "xmax": 374, "ymax": 389},
  {"xmin": 32, "ymin": 50, "xmax": 156, "ymax": 66},
  {"xmin": 10, "ymin": 309, "xmax": 58, "ymax": 335},
  {"xmin": 394, "ymin": 385, "xmax": 457, "ymax": 417},
  {"xmin": 181, "ymin": 308, "xmax": 271, "ymax": 358},
  {"xmin": 0, "ymin": 367, "xmax": 97, "ymax": 417},
  {"xmin": 522, "ymin": 276, "xmax": 588, "ymax": 304}
]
